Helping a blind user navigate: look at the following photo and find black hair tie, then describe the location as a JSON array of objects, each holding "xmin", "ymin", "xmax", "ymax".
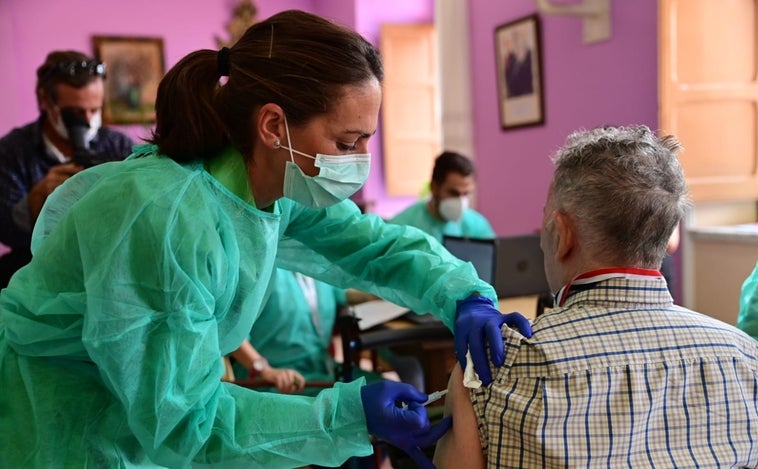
[{"xmin": 217, "ymin": 47, "xmax": 231, "ymax": 77}]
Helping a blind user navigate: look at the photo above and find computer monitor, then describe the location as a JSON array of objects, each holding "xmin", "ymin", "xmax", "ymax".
[
  {"xmin": 494, "ymin": 234, "xmax": 551, "ymax": 298},
  {"xmin": 442, "ymin": 236, "xmax": 497, "ymax": 285}
]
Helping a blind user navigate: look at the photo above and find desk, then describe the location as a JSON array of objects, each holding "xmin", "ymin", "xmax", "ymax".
[
  {"xmin": 379, "ymin": 295, "xmax": 542, "ymax": 396},
  {"xmin": 498, "ymin": 295, "xmax": 541, "ymax": 322}
]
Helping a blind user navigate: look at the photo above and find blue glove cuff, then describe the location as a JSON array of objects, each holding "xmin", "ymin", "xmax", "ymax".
[{"xmin": 456, "ymin": 295, "xmax": 494, "ymax": 309}]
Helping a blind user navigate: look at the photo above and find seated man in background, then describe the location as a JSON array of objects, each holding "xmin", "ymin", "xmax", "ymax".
[
  {"xmin": 738, "ymin": 261, "xmax": 758, "ymax": 340},
  {"xmin": 434, "ymin": 125, "xmax": 758, "ymax": 468},
  {"xmin": 0, "ymin": 50, "xmax": 133, "ymax": 287},
  {"xmin": 390, "ymin": 151, "xmax": 494, "ymax": 241}
]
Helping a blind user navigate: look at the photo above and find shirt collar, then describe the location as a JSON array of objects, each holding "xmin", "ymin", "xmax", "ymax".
[
  {"xmin": 42, "ymin": 133, "xmax": 69, "ymax": 164},
  {"xmin": 33, "ymin": 115, "xmax": 67, "ymax": 163},
  {"xmin": 554, "ymin": 267, "xmax": 664, "ymax": 307}
]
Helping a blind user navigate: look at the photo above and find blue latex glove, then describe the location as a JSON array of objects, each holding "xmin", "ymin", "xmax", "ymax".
[
  {"xmin": 454, "ymin": 295, "xmax": 533, "ymax": 386},
  {"xmin": 361, "ymin": 381, "xmax": 452, "ymax": 469}
]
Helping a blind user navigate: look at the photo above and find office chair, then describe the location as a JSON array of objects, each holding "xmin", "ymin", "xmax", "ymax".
[{"xmin": 336, "ymin": 306, "xmax": 452, "ymax": 384}]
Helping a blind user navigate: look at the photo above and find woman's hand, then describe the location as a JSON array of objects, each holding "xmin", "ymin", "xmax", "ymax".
[
  {"xmin": 259, "ymin": 367, "xmax": 307, "ymax": 394},
  {"xmin": 454, "ymin": 295, "xmax": 532, "ymax": 386}
]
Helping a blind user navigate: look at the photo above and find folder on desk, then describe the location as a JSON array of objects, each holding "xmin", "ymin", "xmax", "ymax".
[{"xmin": 351, "ymin": 300, "xmax": 411, "ymax": 330}]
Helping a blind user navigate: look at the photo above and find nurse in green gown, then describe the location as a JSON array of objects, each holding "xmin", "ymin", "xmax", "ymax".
[
  {"xmin": 0, "ymin": 10, "xmax": 530, "ymax": 469},
  {"xmin": 229, "ymin": 268, "xmax": 383, "ymax": 391}
]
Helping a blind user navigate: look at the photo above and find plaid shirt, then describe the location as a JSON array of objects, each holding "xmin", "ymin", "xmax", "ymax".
[
  {"xmin": 0, "ymin": 117, "xmax": 133, "ymax": 250},
  {"xmin": 473, "ymin": 273, "xmax": 758, "ymax": 468}
]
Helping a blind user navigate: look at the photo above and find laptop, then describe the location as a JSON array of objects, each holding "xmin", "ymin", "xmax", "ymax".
[
  {"xmin": 441, "ymin": 236, "xmax": 497, "ymax": 285},
  {"xmin": 494, "ymin": 234, "xmax": 551, "ymax": 298}
]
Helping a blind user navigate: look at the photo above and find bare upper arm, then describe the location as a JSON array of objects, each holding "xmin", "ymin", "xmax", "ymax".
[{"xmin": 433, "ymin": 364, "xmax": 485, "ymax": 469}]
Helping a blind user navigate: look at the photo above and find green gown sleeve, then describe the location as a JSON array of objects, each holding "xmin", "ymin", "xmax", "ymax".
[
  {"xmin": 13, "ymin": 166, "xmax": 373, "ymax": 468},
  {"xmin": 84, "ymin": 193, "xmax": 371, "ymax": 467},
  {"xmin": 737, "ymin": 262, "xmax": 758, "ymax": 340},
  {"xmin": 276, "ymin": 199, "xmax": 497, "ymax": 330}
]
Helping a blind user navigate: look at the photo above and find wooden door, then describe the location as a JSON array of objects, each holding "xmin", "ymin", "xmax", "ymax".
[
  {"xmin": 659, "ymin": 0, "xmax": 758, "ymax": 202},
  {"xmin": 381, "ymin": 24, "xmax": 441, "ymax": 196}
]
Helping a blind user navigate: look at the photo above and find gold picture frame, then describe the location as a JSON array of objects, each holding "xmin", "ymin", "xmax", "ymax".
[{"xmin": 92, "ymin": 36, "xmax": 165, "ymax": 125}]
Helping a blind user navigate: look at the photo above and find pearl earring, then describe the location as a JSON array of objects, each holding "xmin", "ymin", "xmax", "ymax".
[{"xmin": 273, "ymin": 139, "xmax": 281, "ymax": 149}]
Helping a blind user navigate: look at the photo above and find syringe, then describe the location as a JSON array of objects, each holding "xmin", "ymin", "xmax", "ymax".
[
  {"xmin": 422, "ymin": 389, "xmax": 448, "ymax": 406},
  {"xmin": 400, "ymin": 388, "xmax": 448, "ymax": 409}
]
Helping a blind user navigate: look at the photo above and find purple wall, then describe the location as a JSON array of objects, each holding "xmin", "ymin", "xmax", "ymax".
[
  {"xmin": 0, "ymin": 0, "xmax": 430, "ymax": 207},
  {"xmin": 0, "ymin": 0, "xmax": 314, "ymax": 142},
  {"xmin": 468, "ymin": 0, "xmax": 658, "ymax": 235},
  {"xmin": 354, "ymin": 0, "xmax": 434, "ymax": 217},
  {"xmin": 1, "ymin": 0, "xmax": 658, "ymax": 236},
  {"xmin": 302, "ymin": 0, "xmax": 435, "ymax": 216}
]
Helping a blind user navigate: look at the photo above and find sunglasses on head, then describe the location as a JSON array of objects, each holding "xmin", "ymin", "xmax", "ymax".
[{"xmin": 42, "ymin": 60, "xmax": 106, "ymax": 81}]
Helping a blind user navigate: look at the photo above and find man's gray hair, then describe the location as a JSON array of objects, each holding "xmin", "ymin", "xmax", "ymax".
[{"xmin": 550, "ymin": 125, "xmax": 690, "ymax": 268}]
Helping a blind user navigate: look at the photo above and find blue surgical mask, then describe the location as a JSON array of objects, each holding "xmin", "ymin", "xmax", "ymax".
[{"xmin": 279, "ymin": 118, "xmax": 371, "ymax": 208}]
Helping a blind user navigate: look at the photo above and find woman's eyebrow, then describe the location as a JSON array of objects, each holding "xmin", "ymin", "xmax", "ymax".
[{"xmin": 343, "ymin": 129, "xmax": 376, "ymax": 139}]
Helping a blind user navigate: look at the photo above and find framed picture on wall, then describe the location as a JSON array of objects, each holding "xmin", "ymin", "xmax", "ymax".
[
  {"xmin": 92, "ymin": 36, "xmax": 165, "ymax": 125},
  {"xmin": 494, "ymin": 14, "xmax": 545, "ymax": 130}
]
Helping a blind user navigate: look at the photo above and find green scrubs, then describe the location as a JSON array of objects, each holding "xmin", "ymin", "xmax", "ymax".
[
  {"xmin": 389, "ymin": 200, "xmax": 495, "ymax": 242},
  {"xmin": 233, "ymin": 268, "xmax": 345, "ymax": 383},
  {"xmin": 0, "ymin": 145, "xmax": 494, "ymax": 468},
  {"xmin": 738, "ymin": 262, "xmax": 758, "ymax": 340}
]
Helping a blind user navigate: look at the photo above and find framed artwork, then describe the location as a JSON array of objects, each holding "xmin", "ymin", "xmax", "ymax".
[
  {"xmin": 494, "ymin": 14, "xmax": 545, "ymax": 130},
  {"xmin": 92, "ymin": 36, "xmax": 165, "ymax": 125}
]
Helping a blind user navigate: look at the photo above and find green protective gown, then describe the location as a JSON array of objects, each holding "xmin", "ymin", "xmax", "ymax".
[
  {"xmin": 0, "ymin": 145, "xmax": 495, "ymax": 468},
  {"xmin": 737, "ymin": 262, "xmax": 758, "ymax": 340},
  {"xmin": 389, "ymin": 200, "xmax": 495, "ymax": 243}
]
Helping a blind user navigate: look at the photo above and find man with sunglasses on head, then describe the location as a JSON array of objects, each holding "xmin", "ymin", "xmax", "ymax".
[{"xmin": 0, "ymin": 50, "xmax": 134, "ymax": 287}]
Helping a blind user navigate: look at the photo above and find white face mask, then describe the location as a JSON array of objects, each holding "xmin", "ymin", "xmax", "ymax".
[
  {"xmin": 50, "ymin": 110, "xmax": 69, "ymax": 140},
  {"xmin": 85, "ymin": 111, "xmax": 101, "ymax": 144},
  {"xmin": 50, "ymin": 107, "xmax": 101, "ymax": 146},
  {"xmin": 279, "ymin": 117, "xmax": 371, "ymax": 208},
  {"xmin": 438, "ymin": 196, "xmax": 469, "ymax": 222}
]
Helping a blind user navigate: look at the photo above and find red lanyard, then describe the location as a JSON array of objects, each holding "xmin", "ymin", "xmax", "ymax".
[{"xmin": 554, "ymin": 267, "xmax": 663, "ymax": 307}]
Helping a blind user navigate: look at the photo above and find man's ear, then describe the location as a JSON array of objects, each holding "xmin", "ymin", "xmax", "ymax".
[
  {"xmin": 37, "ymin": 87, "xmax": 50, "ymax": 114},
  {"xmin": 429, "ymin": 179, "xmax": 439, "ymax": 197},
  {"xmin": 256, "ymin": 103, "xmax": 285, "ymax": 149},
  {"xmin": 553, "ymin": 211, "xmax": 576, "ymax": 262}
]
